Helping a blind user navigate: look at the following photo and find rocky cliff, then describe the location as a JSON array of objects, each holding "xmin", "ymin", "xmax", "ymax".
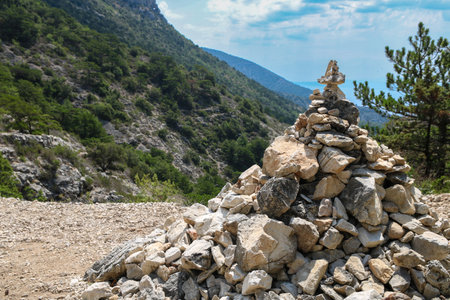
[{"xmin": 81, "ymin": 61, "xmax": 449, "ymax": 300}]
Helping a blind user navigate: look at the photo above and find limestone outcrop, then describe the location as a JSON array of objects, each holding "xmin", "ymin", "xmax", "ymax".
[{"xmin": 82, "ymin": 61, "xmax": 449, "ymax": 300}]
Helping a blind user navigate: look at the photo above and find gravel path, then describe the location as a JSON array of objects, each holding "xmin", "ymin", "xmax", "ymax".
[
  {"xmin": 0, "ymin": 198, "xmax": 185, "ymax": 299},
  {"xmin": 0, "ymin": 194, "xmax": 448, "ymax": 300}
]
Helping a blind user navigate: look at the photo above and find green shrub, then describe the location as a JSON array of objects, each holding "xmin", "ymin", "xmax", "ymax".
[
  {"xmin": 419, "ymin": 176, "xmax": 450, "ymax": 194},
  {"xmin": 135, "ymin": 173, "xmax": 182, "ymax": 202},
  {"xmin": 89, "ymin": 142, "xmax": 126, "ymax": 171},
  {"xmin": 90, "ymin": 102, "xmax": 114, "ymax": 121},
  {"xmin": 183, "ymin": 151, "xmax": 200, "ymax": 166},
  {"xmin": 0, "ymin": 153, "xmax": 21, "ymax": 198},
  {"xmin": 135, "ymin": 97, "xmax": 152, "ymax": 115},
  {"xmin": 53, "ymin": 145, "xmax": 81, "ymax": 167},
  {"xmin": 157, "ymin": 129, "xmax": 169, "ymax": 141},
  {"xmin": 0, "ymin": 7, "xmax": 39, "ymax": 48}
]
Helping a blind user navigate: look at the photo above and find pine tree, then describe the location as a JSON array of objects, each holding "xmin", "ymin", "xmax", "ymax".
[{"xmin": 354, "ymin": 22, "xmax": 449, "ymax": 177}]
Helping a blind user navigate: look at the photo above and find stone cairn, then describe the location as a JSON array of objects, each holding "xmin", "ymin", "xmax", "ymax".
[{"xmin": 81, "ymin": 61, "xmax": 450, "ymax": 300}]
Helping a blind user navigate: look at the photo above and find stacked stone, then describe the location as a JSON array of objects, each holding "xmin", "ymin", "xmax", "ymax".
[{"xmin": 81, "ymin": 61, "xmax": 449, "ymax": 300}]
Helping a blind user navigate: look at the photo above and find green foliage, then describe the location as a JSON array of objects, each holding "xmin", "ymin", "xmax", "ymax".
[
  {"xmin": 157, "ymin": 129, "xmax": 169, "ymax": 141},
  {"xmin": 418, "ymin": 175, "xmax": 450, "ymax": 194},
  {"xmin": 90, "ymin": 142, "xmax": 126, "ymax": 171},
  {"xmin": 186, "ymin": 174, "xmax": 226, "ymax": 205},
  {"xmin": 0, "ymin": 6, "xmax": 39, "ymax": 48},
  {"xmin": 135, "ymin": 97, "xmax": 152, "ymax": 116},
  {"xmin": 58, "ymin": 107, "xmax": 108, "ymax": 140},
  {"xmin": 183, "ymin": 150, "xmax": 200, "ymax": 166},
  {"xmin": 221, "ymin": 137, "xmax": 269, "ymax": 172},
  {"xmin": 0, "ymin": 0, "xmax": 287, "ymax": 204},
  {"xmin": 42, "ymin": 0, "xmax": 301, "ymax": 124},
  {"xmin": 0, "ymin": 153, "xmax": 21, "ymax": 198},
  {"xmin": 354, "ymin": 22, "xmax": 449, "ymax": 178},
  {"xmin": 53, "ymin": 145, "xmax": 80, "ymax": 167},
  {"xmin": 135, "ymin": 173, "xmax": 181, "ymax": 202}
]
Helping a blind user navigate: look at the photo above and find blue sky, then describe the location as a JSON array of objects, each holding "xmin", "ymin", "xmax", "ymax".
[{"xmin": 156, "ymin": 0, "xmax": 449, "ymax": 90}]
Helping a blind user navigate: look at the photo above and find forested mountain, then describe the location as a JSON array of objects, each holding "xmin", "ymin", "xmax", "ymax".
[
  {"xmin": 203, "ymin": 47, "xmax": 312, "ymax": 108},
  {"xmin": 0, "ymin": 0, "xmax": 289, "ymax": 203},
  {"xmin": 41, "ymin": 0, "xmax": 301, "ymax": 124}
]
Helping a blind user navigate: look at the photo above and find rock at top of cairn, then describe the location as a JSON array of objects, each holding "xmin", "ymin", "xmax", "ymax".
[
  {"xmin": 307, "ymin": 60, "xmax": 359, "ymax": 125},
  {"xmin": 318, "ymin": 60, "xmax": 346, "ymax": 100}
]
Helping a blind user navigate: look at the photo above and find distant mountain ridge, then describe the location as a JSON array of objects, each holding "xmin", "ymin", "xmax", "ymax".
[
  {"xmin": 203, "ymin": 47, "xmax": 312, "ymax": 108},
  {"xmin": 204, "ymin": 48, "xmax": 387, "ymax": 126}
]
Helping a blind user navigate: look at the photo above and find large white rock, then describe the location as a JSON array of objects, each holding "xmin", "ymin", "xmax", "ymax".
[
  {"xmin": 385, "ymin": 185, "xmax": 415, "ymax": 215},
  {"xmin": 183, "ymin": 203, "xmax": 210, "ymax": 225},
  {"xmin": 181, "ymin": 239, "xmax": 212, "ymax": 271},
  {"xmin": 296, "ymin": 259, "xmax": 328, "ymax": 295},
  {"xmin": 358, "ymin": 227, "xmax": 384, "ymax": 248},
  {"xmin": 313, "ymin": 175, "xmax": 345, "ymax": 200},
  {"xmin": 340, "ymin": 177, "xmax": 383, "ymax": 226},
  {"xmin": 362, "ymin": 138, "xmax": 382, "ymax": 162},
  {"xmin": 315, "ymin": 131, "xmax": 354, "ymax": 149},
  {"xmin": 389, "ymin": 213, "xmax": 428, "ymax": 234},
  {"xmin": 236, "ymin": 215, "xmax": 296, "ymax": 273},
  {"xmin": 167, "ymin": 219, "xmax": 189, "ymax": 248},
  {"xmin": 194, "ymin": 211, "xmax": 225, "ymax": 237},
  {"xmin": 412, "ymin": 231, "xmax": 449, "ymax": 260},
  {"xmin": 82, "ymin": 282, "xmax": 112, "ymax": 300},
  {"xmin": 318, "ymin": 146, "xmax": 356, "ymax": 174},
  {"xmin": 241, "ymin": 270, "xmax": 273, "ymax": 295},
  {"xmin": 221, "ymin": 193, "xmax": 252, "ymax": 209},
  {"xmin": 345, "ymin": 255, "xmax": 368, "ymax": 281},
  {"xmin": 262, "ymin": 136, "xmax": 319, "ymax": 180},
  {"xmin": 351, "ymin": 168, "xmax": 386, "ymax": 185},
  {"xmin": 289, "ymin": 217, "xmax": 320, "ymax": 253},
  {"xmin": 344, "ymin": 289, "xmax": 381, "ymax": 300},
  {"xmin": 319, "ymin": 227, "xmax": 344, "ymax": 249},
  {"xmin": 225, "ymin": 263, "xmax": 247, "ymax": 285}
]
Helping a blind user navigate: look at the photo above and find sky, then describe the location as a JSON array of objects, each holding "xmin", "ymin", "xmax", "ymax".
[{"xmin": 156, "ymin": 0, "xmax": 449, "ymax": 90}]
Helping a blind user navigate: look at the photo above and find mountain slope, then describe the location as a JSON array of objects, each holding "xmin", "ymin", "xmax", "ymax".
[
  {"xmin": 0, "ymin": 0, "xmax": 287, "ymax": 202},
  {"xmin": 42, "ymin": 0, "xmax": 301, "ymax": 124},
  {"xmin": 203, "ymin": 47, "xmax": 312, "ymax": 108}
]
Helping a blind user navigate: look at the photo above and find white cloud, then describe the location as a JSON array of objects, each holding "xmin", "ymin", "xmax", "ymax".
[
  {"xmin": 207, "ymin": 0, "xmax": 303, "ymax": 24},
  {"xmin": 157, "ymin": 1, "xmax": 183, "ymax": 20},
  {"xmin": 165, "ymin": 0, "xmax": 448, "ymax": 81}
]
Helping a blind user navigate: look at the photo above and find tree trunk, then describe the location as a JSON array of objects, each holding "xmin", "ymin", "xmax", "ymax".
[
  {"xmin": 437, "ymin": 117, "xmax": 448, "ymax": 177},
  {"xmin": 424, "ymin": 114, "xmax": 433, "ymax": 176}
]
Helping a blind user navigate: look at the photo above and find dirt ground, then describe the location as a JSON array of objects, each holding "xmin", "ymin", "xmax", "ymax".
[
  {"xmin": 0, "ymin": 194, "xmax": 448, "ymax": 300},
  {"xmin": 0, "ymin": 198, "xmax": 185, "ymax": 299}
]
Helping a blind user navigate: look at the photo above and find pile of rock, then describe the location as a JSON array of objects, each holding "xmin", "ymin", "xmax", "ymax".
[{"xmin": 81, "ymin": 61, "xmax": 449, "ymax": 300}]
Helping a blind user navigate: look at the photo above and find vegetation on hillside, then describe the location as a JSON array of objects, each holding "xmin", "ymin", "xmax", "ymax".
[
  {"xmin": 0, "ymin": 153, "xmax": 21, "ymax": 198},
  {"xmin": 42, "ymin": 0, "xmax": 301, "ymax": 124},
  {"xmin": 355, "ymin": 23, "xmax": 449, "ymax": 192},
  {"xmin": 0, "ymin": 0, "xmax": 276, "ymax": 202}
]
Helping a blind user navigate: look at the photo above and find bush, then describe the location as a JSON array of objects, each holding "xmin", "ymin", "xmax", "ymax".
[
  {"xmin": 89, "ymin": 142, "xmax": 126, "ymax": 171},
  {"xmin": 157, "ymin": 129, "xmax": 169, "ymax": 141},
  {"xmin": 0, "ymin": 153, "xmax": 21, "ymax": 198},
  {"xmin": 135, "ymin": 98, "xmax": 152, "ymax": 115},
  {"xmin": 135, "ymin": 173, "xmax": 182, "ymax": 202},
  {"xmin": 419, "ymin": 176, "xmax": 450, "ymax": 194},
  {"xmin": 0, "ymin": 7, "xmax": 39, "ymax": 48},
  {"xmin": 90, "ymin": 102, "xmax": 114, "ymax": 121},
  {"xmin": 58, "ymin": 108, "xmax": 107, "ymax": 140}
]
